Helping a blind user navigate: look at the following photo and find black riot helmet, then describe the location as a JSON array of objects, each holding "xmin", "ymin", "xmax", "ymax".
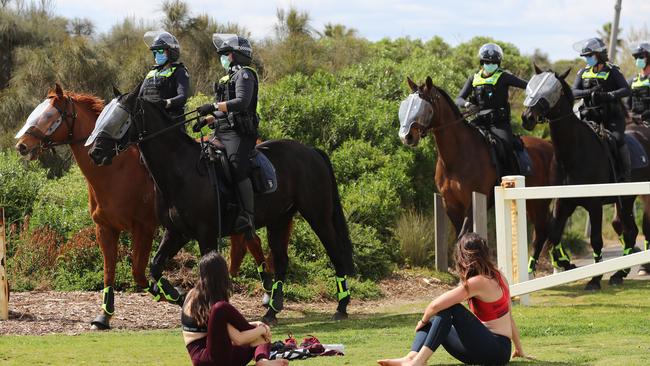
[
  {"xmin": 573, "ymin": 37, "xmax": 608, "ymax": 60},
  {"xmin": 478, "ymin": 43, "xmax": 503, "ymax": 64},
  {"xmin": 212, "ymin": 33, "xmax": 253, "ymax": 65},
  {"xmin": 144, "ymin": 30, "xmax": 181, "ymax": 62},
  {"xmin": 631, "ymin": 42, "xmax": 650, "ymax": 59}
]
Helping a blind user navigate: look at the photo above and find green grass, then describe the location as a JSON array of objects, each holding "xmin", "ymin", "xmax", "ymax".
[{"xmin": 2, "ymin": 281, "xmax": 650, "ymax": 365}]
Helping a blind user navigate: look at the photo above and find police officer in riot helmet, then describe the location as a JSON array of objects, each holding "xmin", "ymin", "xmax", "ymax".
[
  {"xmin": 140, "ymin": 30, "xmax": 190, "ymax": 120},
  {"xmin": 196, "ymin": 34, "xmax": 259, "ymax": 238},
  {"xmin": 572, "ymin": 37, "xmax": 631, "ymax": 181},
  {"xmin": 456, "ymin": 42, "xmax": 528, "ymax": 174},
  {"xmin": 627, "ymin": 42, "xmax": 650, "ymax": 123}
]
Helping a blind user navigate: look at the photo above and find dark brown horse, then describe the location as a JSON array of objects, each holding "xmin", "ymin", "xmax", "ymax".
[
  {"xmin": 399, "ymin": 77, "xmax": 556, "ymax": 272},
  {"xmin": 14, "ymin": 84, "xmax": 270, "ymax": 329},
  {"xmin": 521, "ymin": 68, "xmax": 649, "ymax": 289}
]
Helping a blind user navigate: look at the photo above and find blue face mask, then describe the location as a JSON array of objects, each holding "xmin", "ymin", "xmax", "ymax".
[
  {"xmin": 483, "ymin": 63, "xmax": 498, "ymax": 74},
  {"xmin": 585, "ymin": 55, "xmax": 598, "ymax": 67},
  {"xmin": 221, "ymin": 54, "xmax": 231, "ymax": 70},
  {"xmin": 155, "ymin": 52, "xmax": 168, "ymax": 66},
  {"xmin": 636, "ymin": 57, "xmax": 647, "ymax": 69}
]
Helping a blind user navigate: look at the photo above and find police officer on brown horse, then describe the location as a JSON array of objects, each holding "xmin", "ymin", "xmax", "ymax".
[
  {"xmin": 628, "ymin": 42, "xmax": 650, "ymax": 124},
  {"xmin": 197, "ymin": 34, "xmax": 259, "ymax": 239},
  {"xmin": 456, "ymin": 43, "xmax": 528, "ymax": 174},
  {"xmin": 572, "ymin": 37, "xmax": 631, "ymax": 181}
]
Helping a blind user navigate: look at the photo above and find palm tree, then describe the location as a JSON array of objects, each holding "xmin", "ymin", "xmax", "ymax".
[
  {"xmin": 323, "ymin": 23, "xmax": 357, "ymax": 38},
  {"xmin": 274, "ymin": 7, "xmax": 313, "ymax": 39}
]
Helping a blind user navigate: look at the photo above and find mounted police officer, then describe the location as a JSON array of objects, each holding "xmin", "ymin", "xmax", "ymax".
[
  {"xmin": 140, "ymin": 30, "xmax": 190, "ymax": 121},
  {"xmin": 627, "ymin": 42, "xmax": 650, "ymax": 124},
  {"xmin": 571, "ymin": 37, "xmax": 631, "ymax": 181},
  {"xmin": 197, "ymin": 34, "xmax": 259, "ymax": 238},
  {"xmin": 456, "ymin": 42, "xmax": 528, "ymax": 174}
]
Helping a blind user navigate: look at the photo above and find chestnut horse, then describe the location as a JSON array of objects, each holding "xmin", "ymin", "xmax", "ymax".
[
  {"xmin": 14, "ymin": 84, "xmax": 269, "ymax": 329},
  {"xmin": 399, "ymin": 77, "xmax": 558, "ymax": 272}
]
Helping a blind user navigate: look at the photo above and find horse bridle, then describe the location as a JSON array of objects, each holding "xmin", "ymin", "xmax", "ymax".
[
  {"xmin": 414, "ymin": 86, "xmax": 476, "ymax": 136},
  {"xmin": 25, "ymin": 95, "xmax": 85, "ymax": 149}
]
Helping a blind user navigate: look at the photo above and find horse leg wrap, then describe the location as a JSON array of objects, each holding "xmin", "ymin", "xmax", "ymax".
[
  {"xmin": 335, "ymin": 276, "xmax": 351, "ymax": 301},
  {"xmin": 645, "ymin": 240, "xmax": 649, "ymax": 251},
  {"xmin": 527, "ymin": 257, "xmax": 537, "ymax": 274},
  {"xmin": 156, "ymin": 277, "xmax": 181, "ymax": 303},
  {"xmin": 593, "ymin": 251, "xmax": 603, "ymax": 263},
  {"xmin": 144, "ymin": 280, "xmax": 162, "ymax": 302},
  {"xmin": 257, "ymin": 262, "xmax": 273, "ymax": 293},
  {"xmin": 550, "ymin": 243, "xmax": 571, "ymax": 269},
  {"xmin": 268, "ymin": 281, "xmax": 284, "ymax": 312},
  {"xmin": 101, "ymin": 286, "xmax": 115, "ymax": 316}
]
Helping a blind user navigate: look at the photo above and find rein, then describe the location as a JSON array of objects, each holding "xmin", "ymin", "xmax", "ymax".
[
  {"xmin": 415, "ymin": 88, "xmax": 479, "ymax": 136},
  {"xmin": 118, "ymin": 107, "xmax": 201, "ymax": 152}
]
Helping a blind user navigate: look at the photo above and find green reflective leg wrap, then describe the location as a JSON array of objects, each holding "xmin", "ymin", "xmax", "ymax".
[
  {"xmin": 527, "ymin": 257, "xmax": 537, "ymax": 274},
  {"xmin": 157, "ymin": 278, "xmax": 180, "ymax": 302},
  {"xmin": 645, "ymin": 240, "xmax": 649, "ymax": 251},
  {"xmin": 549, "ymin": 243, "xmax": 571, "ymax": 268},
  {"xmin": 257, "ymin": 262, "xmax": 273, "ymax": 293},
  {"xmin": 268, "ymin": 281, "xmax": 284, "ymax": 312},
  {"xmin": 101, "ymin": 286, "xmax": 115, "ymax": 316},
  {"xmin": 145, "ymin": 280, "xmax": 162, "ymax": 302},
  {"xmin": 618, "ymin": 234, "xmax": 625, "ymax": 246},
  {"xmin": 335, "ymin": 276, "xmax": 351, "ymax": 301},
  {"xmin": 623, "ymin": 247, "xmax": 634, "ymax": 256},
  {"xmin": 593, "ymin": 251, "xmax": 603, "ymax": 263}
]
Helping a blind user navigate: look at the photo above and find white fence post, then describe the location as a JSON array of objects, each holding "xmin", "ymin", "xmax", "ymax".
[
  {"xmin": 0, "ymin": 208, "xmax": 8, "ymax": 321},
  {"xmin": 472, "ymin": 191, "xmax": 488, "ymax": 240},
  {"xmin": 495, "ymin": 180, "xmax": 513, "ymax": 285}
]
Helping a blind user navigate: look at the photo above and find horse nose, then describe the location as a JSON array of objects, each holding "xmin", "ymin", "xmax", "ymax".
[
  {"xmin": 405, "ymin": 133, "xmax": 413, "ymax": 144},
  {"xmin": 16, "ymin": 143, "xmax": 28, "ymax": 156}
]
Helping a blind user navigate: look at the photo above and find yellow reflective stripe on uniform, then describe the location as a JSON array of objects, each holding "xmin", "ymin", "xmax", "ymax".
[
  {"xmin": 581, "ymin": 66, "xmax": 610, "ymax": 80},
  {"xmin": 632, "ymin": 75, "xmax": 650, "ymax": 89},
  {"xmin": 145, "ymin": 66, "xmax": 177, "ymax": 79},
  {"xmin": 472, "ymin": 70, "xmax": 503, "ymax": 86}
]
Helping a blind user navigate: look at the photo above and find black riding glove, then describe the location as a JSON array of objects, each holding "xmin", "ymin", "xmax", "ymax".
[
  {"xmin": 591, "ymin": 91, "xmax": 615, "ymax": 103},
  {"xmin": 198, "ymin": 103, "xmax": 217, "ymax": 116},
  {"xmin": 143, "ymin": 96, "xmax": 167, "ymax": 109},
  {"xmin": 192, "ymin": 118, "xmax": 207, "ymax": 133}
]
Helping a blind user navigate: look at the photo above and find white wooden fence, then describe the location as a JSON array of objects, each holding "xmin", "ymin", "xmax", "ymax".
[{"xmin": 494, "ymin": 176, "xmax": 650, "ymax": 305}]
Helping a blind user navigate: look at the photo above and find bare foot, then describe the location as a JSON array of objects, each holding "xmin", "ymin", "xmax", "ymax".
[
  {"xmin": 256, "ymin": 359, "xmax": 289, "ymax": 366},
  {"xmin": 377, "ymin": 358, "xmax": 413, "ymax": 366}
]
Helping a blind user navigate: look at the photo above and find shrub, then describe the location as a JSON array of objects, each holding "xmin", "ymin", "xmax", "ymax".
[
  {"xmin": 8, "ymin": 226, "xmax": 64, "ymax": 291},
  {"xmin": 395, "ymin": 210, "xmax": 435, "ymax": 267},
  {"xmin": 0, "ymin": 150, "xmax": 47, "ymax": 225}
]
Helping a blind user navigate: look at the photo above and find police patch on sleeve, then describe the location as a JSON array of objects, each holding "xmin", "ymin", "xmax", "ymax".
[{"xmin": 242, "ymin": 72, "xmax": 249, "ymax": 80}]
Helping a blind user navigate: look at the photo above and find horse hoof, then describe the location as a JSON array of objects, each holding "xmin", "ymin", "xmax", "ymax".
[
  {"xmin": 584, "ymin": 280, "xmax": 601, "ymax": 291},
  {"xmin": 609, "ymin": 276, "xmax": 624, "ymax": 286},
  {"xmin": 90, "ymin": 314, "xmax": 111, "ymax": 330},
  {"xmin": 262, "ymin": 315, "xmax": 278, "ymax": 326},
  {"xmin": 332, "ymin": 311, "xmax": 348, "ymax": 321}
]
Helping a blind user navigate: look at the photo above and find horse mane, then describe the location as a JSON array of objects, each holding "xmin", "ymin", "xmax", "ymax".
[
  {"xmin": 431, "ymin": 84, "xmax": 464, "ymax": 120},
  {"xmin": 47, "ymin": 91, "xmax": 105, "ymax": 117}
]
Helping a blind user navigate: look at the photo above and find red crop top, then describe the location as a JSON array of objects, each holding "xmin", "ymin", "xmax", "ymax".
[{"xmin": 468, "ymin": 272, "xmax": 510, "ymax": 322}]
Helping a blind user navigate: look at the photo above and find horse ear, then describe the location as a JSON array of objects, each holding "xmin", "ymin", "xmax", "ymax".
[
  {"xmin": 54, "ymin": 83, "xmax": 64, "ymax": 97},
  {"xmin": 533, "ymin": 63, "xmax": 543, "ymax": 75},
  {"xmin": 425, "ymin": 76, "xmax": 433, "ymax": 90},
  {"xmin": 407, "ymin": 77, "xmax": 418, "ymax": 92},
  {"xmin": 558, "ymin": 68, "xmax": 572, "ymax": 80},
  {"xmin": 112, "ymin": 84, "xmax": 122, "ymax": 98}
]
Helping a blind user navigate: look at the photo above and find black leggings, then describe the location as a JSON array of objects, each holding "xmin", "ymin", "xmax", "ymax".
[
  {"xmin": 411, "ymin": 304, "xmax": 511, "ymax": 365},
  {"xmin": 216, "ymin": 128, "xmax": 256, "ymax": 182}
]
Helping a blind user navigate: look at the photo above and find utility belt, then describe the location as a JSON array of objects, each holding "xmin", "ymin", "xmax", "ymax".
[
  {"xmin": 581, "ymin": 101, "xmax": 623, "ymax": 122},
  {"xmin": 215, "ymin": 112, "xmax": 259, "ymax": 136},
  {"xmin": 473, "ymin": 107, "xmax": 510, "ymax": 125}
]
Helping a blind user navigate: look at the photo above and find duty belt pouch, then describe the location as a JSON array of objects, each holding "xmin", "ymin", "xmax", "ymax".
[{"xmin": 235, "ymin": 113, "xmax": 259, "ymax": 136}]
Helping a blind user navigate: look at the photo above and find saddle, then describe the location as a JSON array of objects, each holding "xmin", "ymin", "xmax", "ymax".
[
  {"xmin": 468, "ymin": 122, "xmax": 533, "ymax": 177},
  {"xmin": 203, "ymin": 137, "xmax": 277, "ymax": 195}
]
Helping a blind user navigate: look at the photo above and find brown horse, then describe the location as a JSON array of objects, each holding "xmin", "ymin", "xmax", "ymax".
[
  {"xmin": 14, "ymin": 84, "xmax": 269, "ymax": 329},
  {"xmin": 400, "ymin": 77, "xmax": 557, "ymax": 272}
]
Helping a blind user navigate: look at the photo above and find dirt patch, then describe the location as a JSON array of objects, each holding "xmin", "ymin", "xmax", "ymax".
[{"xmin": 1, "ymin": 271, "xmax": 451, "ymax": 336}]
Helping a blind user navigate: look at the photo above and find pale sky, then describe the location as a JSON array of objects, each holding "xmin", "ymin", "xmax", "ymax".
[{"xmin": 51, "ymin": 0, "xmax": 650, "ymax": 61}]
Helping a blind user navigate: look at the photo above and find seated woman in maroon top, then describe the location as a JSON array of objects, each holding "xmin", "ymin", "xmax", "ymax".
[
  {"xmin": 378, "ymin": 233, "xmax": 529, "ymax": 366},
  {"xmin": 181, "ymin": 251, "xmax": 288, "ymax": 366}
]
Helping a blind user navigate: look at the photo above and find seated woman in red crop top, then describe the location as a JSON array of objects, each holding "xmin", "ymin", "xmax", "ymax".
[
  {"xmin": 378, "ymin": 232, "xmax": 527, "ymax": 366},
  {"xmin": 181, "ymin": 250, "xmax": 288, "ymax": 366}
]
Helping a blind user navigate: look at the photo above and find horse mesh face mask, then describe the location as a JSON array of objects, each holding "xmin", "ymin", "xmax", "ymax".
[
  {"xmin": 85, "ymin": 98, "xmax": 131, "ymax": 146},
  {"xmin": 523, "ymin": 72, "xmax": 562, "ymax": 109},
  {"xmin": 15, "ymin": 99, "xmax": 60, "ymax": 138},
  {"xmin": 398, "ymin": 93, "xmax": 433, "ymax": 139}
]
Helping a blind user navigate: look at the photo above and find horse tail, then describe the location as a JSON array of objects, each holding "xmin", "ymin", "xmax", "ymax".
[{"xmin": 313, "ymin": 147, "xmax": 355, "ymax": 275}]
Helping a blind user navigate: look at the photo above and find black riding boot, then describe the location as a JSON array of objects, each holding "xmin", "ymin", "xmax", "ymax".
[
  {"xmin": 235, "ymin": 178, "xmax": 255, "ymax": 239},
  {"xmin": 619, "ymin": 144, "xmax": 631, "ymax": 182}
]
